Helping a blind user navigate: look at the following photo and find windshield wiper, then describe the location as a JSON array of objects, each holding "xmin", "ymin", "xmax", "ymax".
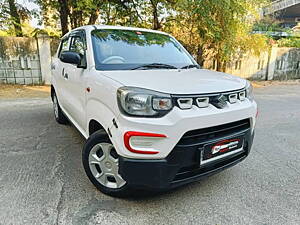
[
  {"xmin": 181, "ymin": 64, "xmax": 200, "ymax": 69},
  {"xmin": 131, "ymin": 63, "xmax": 178, "ymax": 70}
]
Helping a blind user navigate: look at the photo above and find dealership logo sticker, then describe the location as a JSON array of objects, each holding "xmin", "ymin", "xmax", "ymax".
[{"xmin": 211, "ymin": 139, "xmax": 240, "ymax": 154}]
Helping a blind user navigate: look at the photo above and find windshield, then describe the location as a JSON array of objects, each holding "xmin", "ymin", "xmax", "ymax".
[{"xmin": 91, "ymin": 29, "xmax": 197, "ymax": 70}]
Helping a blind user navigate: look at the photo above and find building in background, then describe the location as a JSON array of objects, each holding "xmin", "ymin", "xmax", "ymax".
[{"xmin": 263, "ymin": 0, "xmax": 300, "ymax": 29}]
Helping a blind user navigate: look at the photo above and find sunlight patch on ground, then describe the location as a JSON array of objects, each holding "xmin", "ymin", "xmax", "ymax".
[{"xmin": 0, "ymin": 84, "xmax": 50, "ymax": 99}]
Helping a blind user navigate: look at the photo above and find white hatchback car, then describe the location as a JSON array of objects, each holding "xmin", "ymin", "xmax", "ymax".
[{"xmin": 51, "ymin": 25, "xmax": 257, "ymax": 197}]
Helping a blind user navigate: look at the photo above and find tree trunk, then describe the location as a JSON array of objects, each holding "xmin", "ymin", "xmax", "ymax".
[
  {"xmin": 150, "ymin": 0, "xmax": 161, "ymax": 30},
  {"xmin": 88, "ymin": 9, "xmax": 100, "ymax": 25},
  {"xmin": 216, "ymin": 52, "xmax": 222, "ymax": 72},
  {"xmin": 221, "ymin": 61, "xmax": 227, "ymax": 72},
  {"xmin": 77, "ymin": 11, "xmax": 83, "ymax": 27},
  {"xmin": 58, "ymin": 0, "xmax": 69, "ymax": 35},
  {"xmin": 8, "ymin": 0, "xmax": 22, "ymax": 37},
  {"xmin": 197, "ymin": 45, "xmax": 204, "ymax": 67},
  {"xmin": 216, "ymin": 60, "xmax": 226, "ymax": 72},
  {"xmin": 215, "ymin": 49, "xmax": 226, "ymax": 72}
]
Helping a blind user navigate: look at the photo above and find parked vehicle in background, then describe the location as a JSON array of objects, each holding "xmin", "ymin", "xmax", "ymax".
[{"xmin": 51, "ymin": 25, "xmax": 257, "ymax": 197}]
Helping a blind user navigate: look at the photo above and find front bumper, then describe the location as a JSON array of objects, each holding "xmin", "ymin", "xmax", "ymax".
[
  {"xmin": 118, "ymin": 123, "xmax": 254, "ymax": 190},
  {"xmin": 111, "ymin": 99, "xmax": 257, "ymax": 159}
]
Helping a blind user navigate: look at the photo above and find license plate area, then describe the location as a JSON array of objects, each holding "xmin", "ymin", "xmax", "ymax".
[{"xmin": 200, "ymin": 135, "xmax": 244, "ymax": 166}]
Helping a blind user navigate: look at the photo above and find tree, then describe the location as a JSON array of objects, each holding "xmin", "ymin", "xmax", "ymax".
[
  {"xmin": 0, "ymin": 0, "xmax": 33, "ymax": 36},
  {"xmin": 29, "ymin": 0, "xmax": 269, "ymax": 68},
  {"xmin": 166, "ymin": 0, "xmax": 269, "ymax": 71},
  {"xmin": 1, "ymin": 0, "xmax": 31, "ymax": 36},
  {"xmin": 132, "ymin": 0, "xmax": 176, "ymax": 30},
  {"xmin": 58, "ymin": 0, "xmax": 69, "ymax": 35},
  {"xmin": 33, "ymin": 0, "xmax": 138, "ymax": 35},
  {"xmin": 32, "ymin": 0, "xmax": 69, "ymax": 35},
  {"xmin": 8, "ymin": 0, "xmax": 22, "ymax": 36},
  {"xmin": 149, "ymin": 0, "xmax": 161, "ymax": 29}
]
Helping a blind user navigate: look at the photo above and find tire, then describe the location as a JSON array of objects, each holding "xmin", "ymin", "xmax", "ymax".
[
  {"xmin": 82, "ymin": 130, "xmax": 132, "ymax": 197},
  {"xmin": 52, "ymin": 92, "xmax": 68, "ymax": 125}
]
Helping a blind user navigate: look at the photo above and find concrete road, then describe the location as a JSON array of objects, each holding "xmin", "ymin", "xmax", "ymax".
[{"xmin": 0, "ymin": 84, "xmax": 300, "ymax": 225}]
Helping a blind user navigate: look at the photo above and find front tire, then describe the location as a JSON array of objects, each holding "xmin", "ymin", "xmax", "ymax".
[
  {"xmin": 52, "ymin": 92, "xmax": 68, "ymax": 125},
  {"xmin": 82, "ymin": 130, "xmax": 132, "ymax": 197}
]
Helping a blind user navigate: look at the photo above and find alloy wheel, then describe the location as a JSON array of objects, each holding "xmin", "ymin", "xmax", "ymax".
[{"xmin": 88, "ymin": 143, "xmax": 126, "ymax": 189}]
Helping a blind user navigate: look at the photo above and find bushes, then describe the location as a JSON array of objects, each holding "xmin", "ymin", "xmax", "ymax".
[{"xmin": 277, "ymin": 38, "xmax": 300, "ymax": 48}]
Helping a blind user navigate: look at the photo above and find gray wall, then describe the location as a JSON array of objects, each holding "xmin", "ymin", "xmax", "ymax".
[
  {"xmin": 217, "ymin": 47, "xmax": 300, "ymax": 81},
  {"xmin": 0, "ymin": 35, "xmax": 59, "ymax": 85}
]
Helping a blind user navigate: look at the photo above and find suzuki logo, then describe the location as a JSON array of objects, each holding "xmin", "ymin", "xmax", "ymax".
[
  {"xmin": 211, "ymin": 94, "xmax": 227, "ymax": 109},
  {"xmin": 211, "ymin": 139, "xmax": 240, "ymax": 154}
]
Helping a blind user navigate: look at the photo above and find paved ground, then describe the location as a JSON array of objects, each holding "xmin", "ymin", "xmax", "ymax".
[{"xmin": 0, "ymin": 84, "xmax": 299, "ymax": 225}]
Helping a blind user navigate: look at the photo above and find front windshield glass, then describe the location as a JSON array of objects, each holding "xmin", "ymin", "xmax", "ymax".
[{"xmin": 91, "ymin": 29, "xmax": 196, "ymax": 70}]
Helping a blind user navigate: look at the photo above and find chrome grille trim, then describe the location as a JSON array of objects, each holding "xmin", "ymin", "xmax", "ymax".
[{"xmin": 172, "ymin": 88, "xmax": 246, "ymax": 109}]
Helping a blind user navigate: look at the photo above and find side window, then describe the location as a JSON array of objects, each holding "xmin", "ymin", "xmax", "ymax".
[
  {"xmin": 70, "ymin": 36, "xmax": 85, "ymax": 56},
  {"xmin": 58, "ymin": 38, "xmax": 69, "ymax": 58}
]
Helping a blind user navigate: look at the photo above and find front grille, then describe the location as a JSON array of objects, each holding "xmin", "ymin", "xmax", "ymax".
[
  {"xmin": 172, "ymin": 88, "xmax": 246, "ymax": 109},
  {"xmin": 165, "ymin": 119, "xmax": 252, "ymax": 183},
  {"xmin": 177, "ymin": 119, "xmax": 251, "ymax": 146},
  {"xmin": 168, "ymin": 119, "xmax": 251, "ymax": 182}
]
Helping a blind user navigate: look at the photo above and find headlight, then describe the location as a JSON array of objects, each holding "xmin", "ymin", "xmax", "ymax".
[
  {"xmin": 117, "ymin": 87, "xmax": 173, "ymax": 117},
  {"xmin": 245, "ymin": 81, "xmax": 254, "ymax": 101}
]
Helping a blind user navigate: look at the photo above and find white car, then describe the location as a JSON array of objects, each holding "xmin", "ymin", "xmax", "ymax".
[{"xmin": 51, "ymin": 25, "xmax": 257, "ymax": 197}]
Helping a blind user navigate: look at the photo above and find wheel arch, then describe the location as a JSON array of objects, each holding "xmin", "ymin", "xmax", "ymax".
[
  {"xmin": 88, "ymin": 119, "xmax": 105, "ymax": 136},
  {"xmin": 86, "ymin": 98, "xmax": 119, "ymax": 138}
]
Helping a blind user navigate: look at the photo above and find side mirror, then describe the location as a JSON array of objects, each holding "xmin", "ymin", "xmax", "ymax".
[{"xmin": 60, "ymin": 51, "xmax": 81, "ymax": 65}]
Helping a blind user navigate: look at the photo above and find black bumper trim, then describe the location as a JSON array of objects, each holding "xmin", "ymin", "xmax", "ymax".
[{"xmin": 119, "ymin": 129, "xmax": 254, "ymax": 190}]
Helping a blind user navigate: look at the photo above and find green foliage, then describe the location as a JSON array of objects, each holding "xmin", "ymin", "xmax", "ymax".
[
  {"xmin": 0, "ymin": 30, "xmax": 10, "ymax": 36},
  {"xmin": 92, "ymin": 29, "xmax": 172, "ymax": 47},
  {"xmin": 165, "ymin": 0, "xmax": 269, "ymax": 70},
  {"xmin": 31, "ymin": 27, "xmax": 61, "ymax": 38},
  {"xmin": 1, "ymin": 0, "xmax": 271, "ymax": 71},
  {"xmin": 0, "ymin": 36, "xmax": 37, "ymax": 58},
  {"xmin": 253, "ymin": 16, "xmax": 291, "ymax": 32},
  {"xmin": 31, "ymin": 0, "xmax": 177, "ymax": 34},
  {"xmin": 0, "ymin": 0, "xmax": 35, "ymax": 36},
  {"xmin": 277, "ymin": 38, "xmax": 300, "ymax": 48}
]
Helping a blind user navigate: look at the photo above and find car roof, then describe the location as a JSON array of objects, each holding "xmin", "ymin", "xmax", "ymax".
[{"xmin": 62, "ymin": 25, "xmax": 170, "ymax": 39}]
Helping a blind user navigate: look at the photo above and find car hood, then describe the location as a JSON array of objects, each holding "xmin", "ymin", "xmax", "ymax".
[{"xmin": 101, "ymin": 69, "xmax": 246, "ymax": 94}]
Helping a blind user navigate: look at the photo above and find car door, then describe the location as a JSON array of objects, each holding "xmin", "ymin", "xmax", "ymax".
[
  {"xmin": 62, "ymin": 30, "xmax": 88, "ymax": 131},
  {"xmin": 52, "ymin": 37, "xmax": 70, "ymax": 110}
]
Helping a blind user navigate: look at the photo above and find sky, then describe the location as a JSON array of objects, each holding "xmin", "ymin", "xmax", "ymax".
[{"xmin": 17, "ymin": 0, "xmax": 41, "ymax": 27}]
